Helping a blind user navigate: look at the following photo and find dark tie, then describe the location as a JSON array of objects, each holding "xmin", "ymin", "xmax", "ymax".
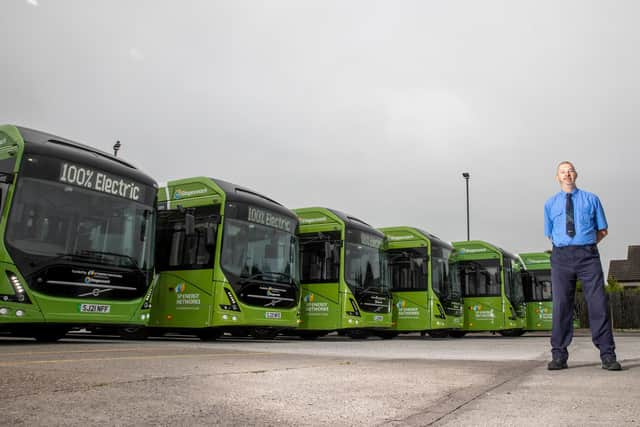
[{"xmin": 566, "ymin": 193, "xmax": 575, "ymax": 237}]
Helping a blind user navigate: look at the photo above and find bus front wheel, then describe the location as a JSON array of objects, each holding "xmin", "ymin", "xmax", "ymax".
[
  {"xmin": 428, "ymin": 330, "xmax": 449, "ymax": 339},
  {"xmin": 499, "ymin": 329, "xmax": 525, "ymax": 337},
  {"xmin": 32, "ymin": 327, "xmax": 68, "ymax": 342}
]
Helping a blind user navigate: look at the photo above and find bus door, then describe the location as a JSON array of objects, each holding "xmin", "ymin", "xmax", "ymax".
[{"xmin": 152, "ymin": 206, "xmax": 219, "ymax": 328}]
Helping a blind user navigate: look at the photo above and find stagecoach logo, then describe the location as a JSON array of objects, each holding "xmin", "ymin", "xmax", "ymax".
[
  {"xmin": 303, "ymin": 293, "xmax": 329, "ymax": 316},
  {"xmin": 299, "ymin": 216, "xmax": 328, "ymax": 225},
  {"xmin": 396, "ymin": 299, "xmax": 407, "ymax": 309},
  {"xmin": 74, "ymin": 269, "xmax": 121, "ymax": 285},
  {"xmin": 525, "ymin": 259, "xmax": 549, "ymax": 264},
  {"xmin": 174, "ymin": 188, "xmax": 208, "ymax": 199},
  {"xmin": 388, "ymin": 235, "xmax": 414, "ymax": 241},
  {"xmin": 459, "ymin": 248, "xmax": 487, "ymax": 254}
]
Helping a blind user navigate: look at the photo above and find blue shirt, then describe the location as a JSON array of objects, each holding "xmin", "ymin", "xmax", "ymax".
[{"xmin": 544, "ymin": 188, "xmax": 608, "ymax": 247}]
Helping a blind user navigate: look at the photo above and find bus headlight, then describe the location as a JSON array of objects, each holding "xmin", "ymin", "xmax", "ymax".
[
  {"xmin": 4, "ymin": 272, "xmax": 31, "ymax": 304},
  {"xmin": 15, "ymin": 310, "xmax": 24, "ymax": 317},
  {"xmin": 0, "ymin": 307, "xmax": 8, "ymax": 315}
]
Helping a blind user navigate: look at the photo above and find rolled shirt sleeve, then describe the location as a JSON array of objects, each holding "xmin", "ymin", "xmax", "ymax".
[{"xmin": 594, "ymin": 196, "xmax": 608, "ymax": 231}]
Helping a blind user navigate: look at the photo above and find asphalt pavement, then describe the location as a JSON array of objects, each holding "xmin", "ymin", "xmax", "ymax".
[{"xmin": 0, "ymin": 331, "xmax": 638, "ymax": 426}]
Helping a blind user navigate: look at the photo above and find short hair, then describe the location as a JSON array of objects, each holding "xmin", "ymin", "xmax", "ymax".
[{"xmin": 557, "ymin": 161, "xmax": 576, "ymax": 173}]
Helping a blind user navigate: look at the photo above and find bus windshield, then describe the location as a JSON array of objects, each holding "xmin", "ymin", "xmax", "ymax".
[
  {"xmin": 220, "ymin": 218, "xmax": 299, "ymax": 286},
  {"xmin": 6, "ymin": 176, "xmax": 155, "ymax": 274},
  {"xmin": 524, "ymin": 269, "xmax": 552, "ymax": 302},
  {"xmin": 458, "ymin": 259, "xmax": 501, "ymax": 297},
  {"xmin": 344, "ymin": 242, "xmax": 389, "ymax": 293},
  {"xmin": 387, "ymin": 247, "xmax": 427, "ymax": 291}
]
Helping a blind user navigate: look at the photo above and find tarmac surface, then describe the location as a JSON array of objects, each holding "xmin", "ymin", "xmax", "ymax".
[{"xmin": 0, "ymin": 330, "xmax": 638, "ymax": 426}]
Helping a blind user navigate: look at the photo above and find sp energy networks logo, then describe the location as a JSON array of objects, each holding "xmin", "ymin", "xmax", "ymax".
[
  {"xmin": 303, "ymin": 293, "xmax": 328, "ymax": 315},
  {"xmin": 174, "ymin": 188, "xmax": 208, "ymax": 200},
  {"xmin": 396, "ymin": 299, "xmax": 419, "ymax": 318},
  {"xmin": 175, "ymin": 282, "xmax": 200, "ymax": 307}
]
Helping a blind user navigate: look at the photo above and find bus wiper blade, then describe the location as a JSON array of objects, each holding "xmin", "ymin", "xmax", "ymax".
[
  {"xmin": 356, "ymin": 286, "xmax": 386, "ymax": 296},
  {"xmin": 238, "ymin": 272, "xmax": 297, "ymax": 289},
  {"xmin": 78, "ymin": 250, "xmax": 143, "ymax": 273}
]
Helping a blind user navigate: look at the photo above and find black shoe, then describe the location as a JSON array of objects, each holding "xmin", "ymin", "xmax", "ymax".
[
  {"xmin": 601, "ymin": 358, "xmax": 622, "ymax": 371},
  {"xmin": 547, "ymin": 359, "xmax": 568, "ymax": 370}
]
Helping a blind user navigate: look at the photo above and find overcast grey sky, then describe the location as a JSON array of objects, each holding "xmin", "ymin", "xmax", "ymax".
[{"xmin": 2, "ymin": 0, "xmax": 639, "ymax": 273}]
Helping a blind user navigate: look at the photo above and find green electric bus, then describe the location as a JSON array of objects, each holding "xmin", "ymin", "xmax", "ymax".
[
  {"xmin": 519, "ymin": 252, "xmax": 553, "ymax": 331},
  {"xmin": 0, "ymin": 125, "xmax": 157, "ymax": 341},
  {"xmin": 295, "ymin": 207, "xmax": 391, "ymax": 339},
  {"xmin": 450, "ymin": 241, "xmax": 526, "ymax": 337},
  {"xmin": 380, "ymin": 226, "xmax": 462, "ymax": 338},
  {"xmin": 149, "ymin": 177, "xmax": 300, "ymax": 340}
]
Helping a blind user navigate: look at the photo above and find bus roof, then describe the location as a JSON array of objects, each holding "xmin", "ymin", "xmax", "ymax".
[
  {"xmin": 9, "ymin": 125, "xmax": 156, "ymax": 187},
  {"xmin": 519, "ymin": 252, "xmax": 551, "ymax": 270},
  {"xmin": 452, "ymin": 240, "xmax": 518, "ymax": 260},
  {"xmin": 379, "ymin": 226, "xmax": 452, "ymax": 250},
  {"xmin": 161, "ymin": 176, "xmax": 295, "ymax": 219},
  {"xmin": 295, "ymin": 207, "xmax": 383, "ymax": 237}
]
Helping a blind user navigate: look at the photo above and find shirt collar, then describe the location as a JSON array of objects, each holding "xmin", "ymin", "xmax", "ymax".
[{"xmin": 561, "ymin": 188, "xmax": 579, "ymax": 196}]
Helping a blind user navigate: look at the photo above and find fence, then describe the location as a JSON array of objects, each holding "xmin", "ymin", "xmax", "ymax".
[{"xmin": 576, "ymin": 291, "xmax": 640, "ymax": 329}]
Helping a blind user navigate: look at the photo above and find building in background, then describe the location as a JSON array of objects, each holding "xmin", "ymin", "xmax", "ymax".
[{"xmin": 608, "ymin": 246, "xmax": 640, "ymax": 288}]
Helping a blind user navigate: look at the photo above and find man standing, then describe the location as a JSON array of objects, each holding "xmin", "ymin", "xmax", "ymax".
[{"xmin": 544, "ymin": 161, "xmax": 621, "ymax": 371}]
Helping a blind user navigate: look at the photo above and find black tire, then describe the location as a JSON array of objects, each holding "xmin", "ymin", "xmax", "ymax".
[
  {"xmin": 428, "ymin": 330, "xmax": 449, "ymax": 339},
  {"xmin": 346, "ymin": 330, "xmax": 370, "ymax": 340},
  {"xmin": 373, "ymin": 331, "xmax": 398, "ymax": 340},
  {"xmin": 119, "ymin": 327, "xmax": 149, "ymax": 340},
  {"xmin": 197, "ymin": 329, "xmax": 221, "ymax": 341},
  {"xmin": 300, "ymin": 332, "xmax": 324, "ymax": 340},
  {"xmin": 252, "ymin": 328, "xmax": 279, "ymax": 340},
  {"xmin": 32, "ymin": 327, "xmax": 68, "ymax": 342},
  {"xmin": 448, "ymin": 330, "xmax": 467, "ymax": 338},
  {"xmin": 420, "ymin": 331, "xmax": 427, "ymax": 337},
  {"xmin": 499, "ymin": 329, "xmax": 525, "ymax": 337}
]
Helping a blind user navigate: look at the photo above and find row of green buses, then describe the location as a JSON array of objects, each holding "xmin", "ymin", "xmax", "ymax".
[{"xmin": 0, "ymin": 125, "xmax": 558, "ymax": 341}]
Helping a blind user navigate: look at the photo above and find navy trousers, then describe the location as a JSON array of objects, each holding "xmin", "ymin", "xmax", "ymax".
[{"xmin": 550, "ymin": 244, "xmax": 616, "ymax": 361}]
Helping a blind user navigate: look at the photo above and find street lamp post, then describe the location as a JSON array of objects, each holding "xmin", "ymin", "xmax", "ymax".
[{"xmin": 462, "ymin": 172, "xmax": 470, "ymax": 241}]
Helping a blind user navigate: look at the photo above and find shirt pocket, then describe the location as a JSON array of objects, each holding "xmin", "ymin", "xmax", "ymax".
[
  {"xmin": 550, "ymin": 206, "xmax": 564, "ymax": 221},
  {"xmin": 580, "ymin": 205, "xmax": 595, "ymax": 227}
]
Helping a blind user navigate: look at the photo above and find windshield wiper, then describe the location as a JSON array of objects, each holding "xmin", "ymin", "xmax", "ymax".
[
  {"xmin": 238, "ymin": 272, "xmax": 297, "ymax": 291},
  {"xmin": 78, "ymin": 250, "xmax": 138, "ymax": 267},
  {"xmin": 356, "ymin": 285, "xmax": 387, "ymax": 296}
]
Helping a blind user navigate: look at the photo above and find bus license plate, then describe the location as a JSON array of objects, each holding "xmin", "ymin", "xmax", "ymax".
[
  {"xmin": 79, "ymin": 304, "xmax": 111, "ymax": 313},
  {"xmin": 265, "ymin": 312, "xmax": 281, "ymax": 319},
  {"xmin": 374, "ymin": 315, "xmax": 383, "ymax": 321}
]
